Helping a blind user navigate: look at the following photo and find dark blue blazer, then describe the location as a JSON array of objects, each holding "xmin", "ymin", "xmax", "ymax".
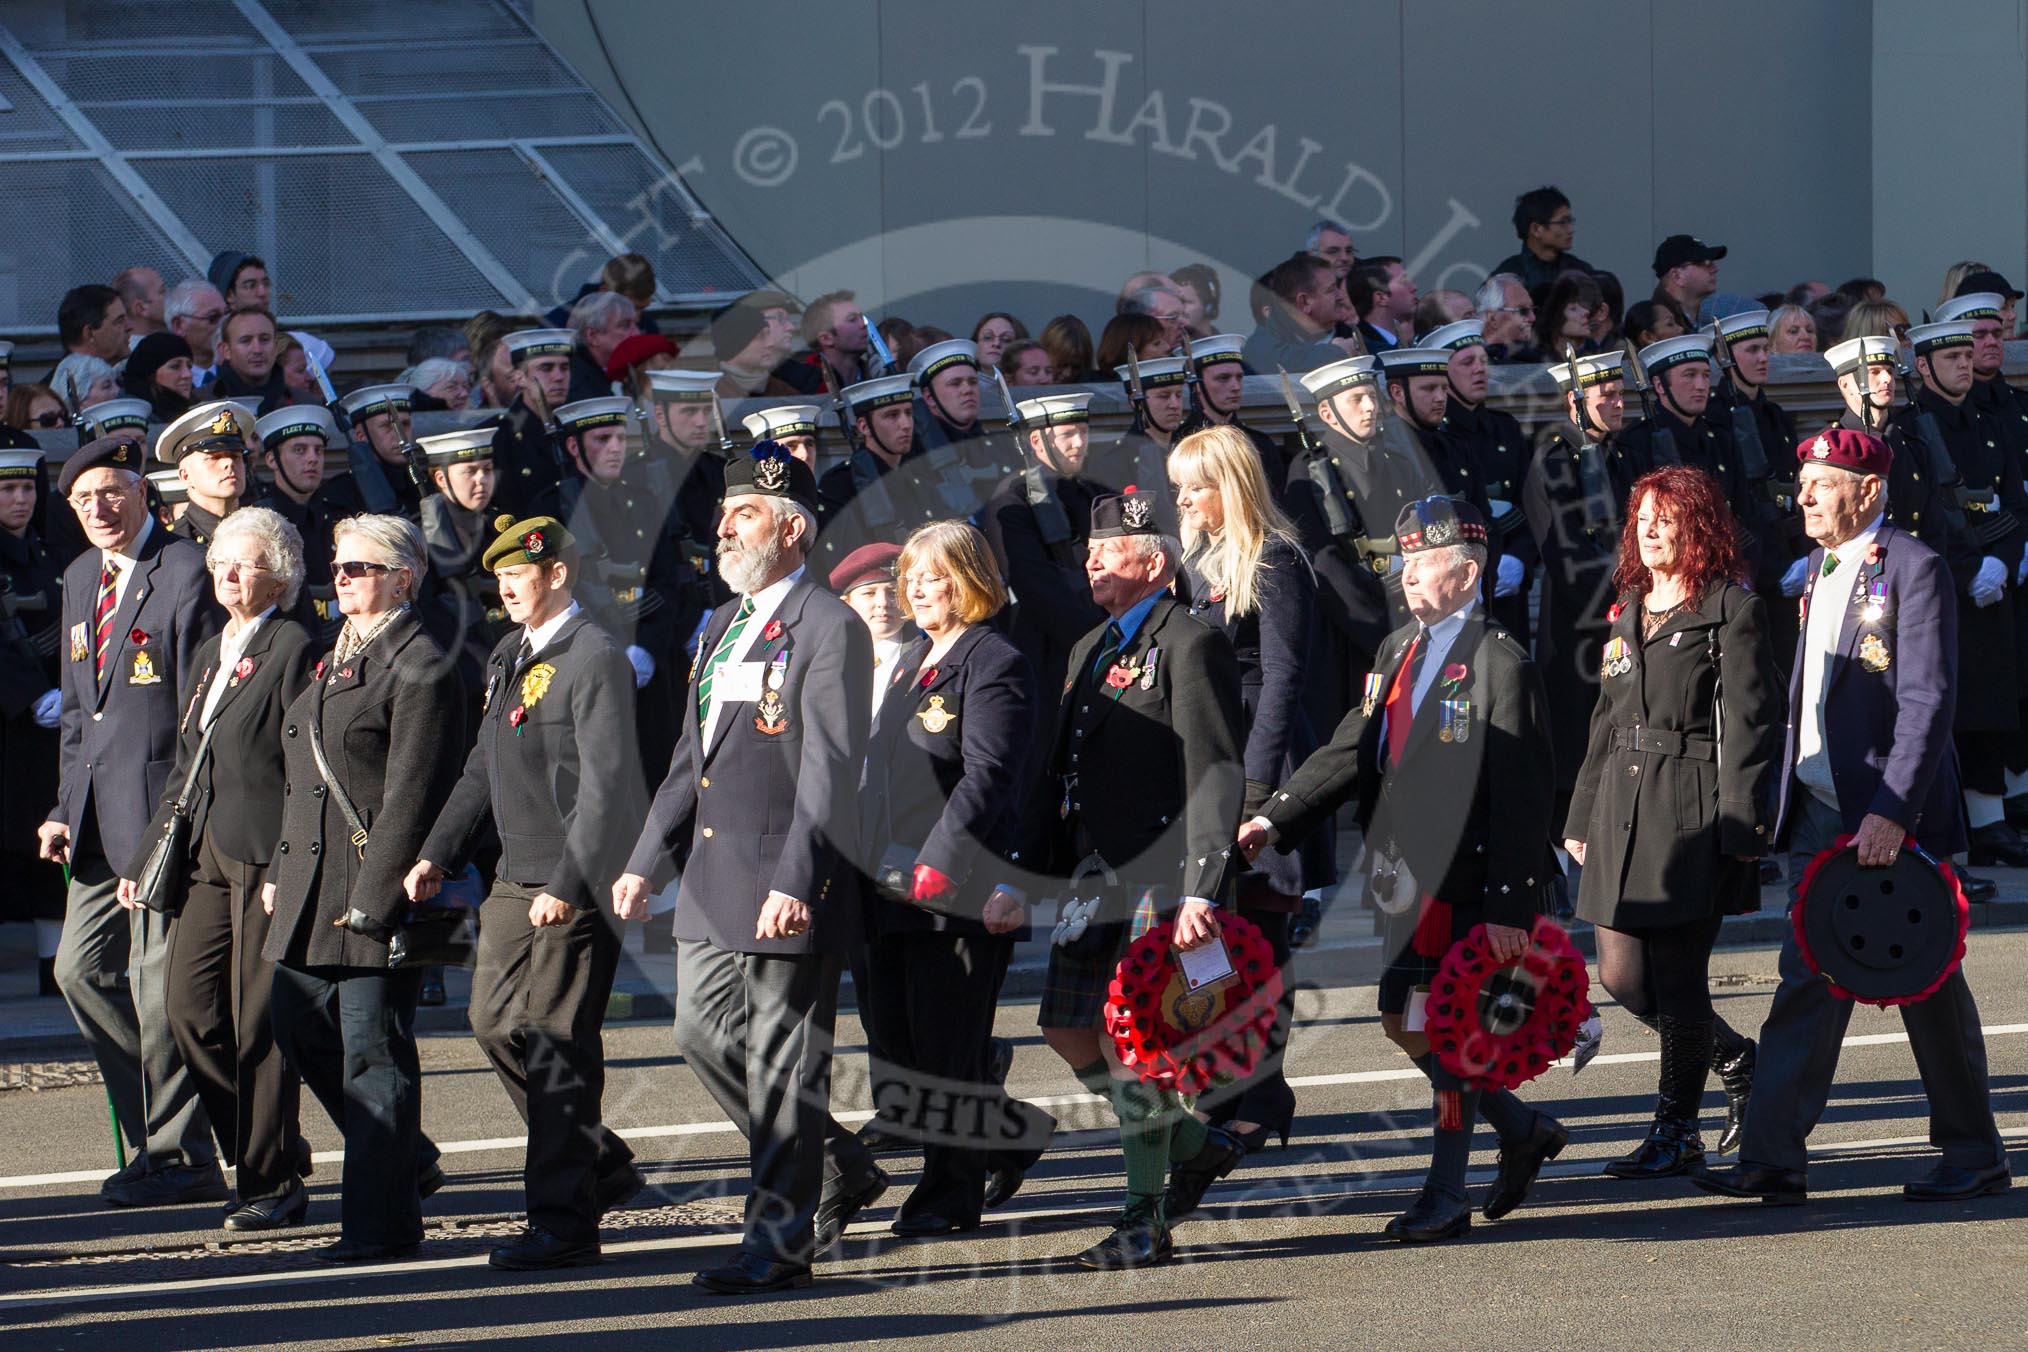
[{"xmin": 1775, "ymin": 523, "xmax": 1966, "ymax": 853}]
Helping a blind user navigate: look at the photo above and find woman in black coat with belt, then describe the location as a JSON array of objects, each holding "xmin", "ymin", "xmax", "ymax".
[
  {"xmin": 858, "ymin": 520, "xmax": 1056, "ymax": 1236},
  {"xmin": 121, "ymin": 507, "xmax": 317, "ymax": 1229},
  {"xmin": 260, "ymin": 514, "xmax": 466, "ymax": 1263},
  {"xmin": 1170, "ymin": 425, "xmax": 1325, "ymax": 1152},
  {"xmin": 1565, "ymin": 466, "xmax": 1781, "ymax": 1178}
]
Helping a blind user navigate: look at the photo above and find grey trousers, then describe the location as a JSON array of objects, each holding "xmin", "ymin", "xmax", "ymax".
[
  {"xmin": 54, "ymin": 847, "xmax": 213, "ymax": 1169},
  {"xmin": 1739, "ymin": 791, "xmax": 2005, "ymax": 1174},
  {"xmin": 675, "ymin": 939, "xmax": 875, "ymax": 1263}
]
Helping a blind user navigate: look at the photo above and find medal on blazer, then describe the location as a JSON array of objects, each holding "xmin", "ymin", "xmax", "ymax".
[
  {"xmin": 1439, "ymin": 698, "xmax": 1471, "ymax": 743},
  {"xmin": 129, "ymin": 650, "xmax": 162, "ymax": 685},
  {"xmin": 1859, "ymin": 633, "xmax": 1891, "ymax": 673},
  {"xmin": 1600, "ymin": 636, "xmax": 1633, "ymax": 679},
  {"xmin": 1139, "ymin": 646, "xmax": 1161, "ymax": 690},
  {"xmin": 754, "ymin": 651, "xmax": 789, "ymax": 734},
  {"xmin": 69, "ymin": 622, "xmax": 87, "ymax": 663},
  {"xmin": 1360, "ymin": 670, "xmax": 1386, "ymax": 717},
  {"xmin": 917, "ymin": 694, "xmax": 954, "ymax": 734}
]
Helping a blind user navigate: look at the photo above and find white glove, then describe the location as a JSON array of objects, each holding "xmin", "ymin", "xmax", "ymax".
[
  {"xmin": 624, "ymin": 644, "xmax": 655, "ymax": 689},
  {"xmin": 1779, "ymin": 557, "xmax": 1810, "ymax": 598},
  {"xmin": 1493, "ymin": 553, "xmax": 1525, "ymax": 598},
  {"xmin": 1972, "ymin": 556, "xmax": 2008, "ymax": 607},
  {"xmin": 2018, "ymin": 540, "xmax": 2028, "ymax": 585},
  {"xmin": 32, "ymin": 688, "xmax": 61, "ymax": 729}
]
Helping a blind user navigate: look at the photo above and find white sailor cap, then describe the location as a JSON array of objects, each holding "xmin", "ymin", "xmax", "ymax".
[
  {"xmin": 556, "ymin": 396, "xmax": 631, "ymax": 434},
  {"xmin": 1298, "ymin": 356, "xmax": 1382, "ymax": 400},
  {"xmin": 1118, "ymin": 356, "xmax": 1189, "ymax": 389},
  {"xmin": 842, "ymin": 374, "xmax": 916, "ymax": 412},
  {"xmin": 417, "ymin": 427, "xmax": 495, "ymax": 467},
  {"xmin": 742, "ymin": 405, "xmax": 823, "ymax": 441},
  {"xmin": 1549, "ymin": 352, "xmax": 1627, "ymax": 391},
  {"xmin": 157, "ymin": 400, "xmax": 257, "ymax": 463},
  {"xmin": 1185, "ymin": 333, "xmax": 1246, "ymax": 367},
  {"xmin": 1824, "ymin": 336, "xmax": 1900, "ymax": 377},
  {"xmin": 1906, "ymin": 320, "xmax": 1976, "ymax": 354},
  {"xmin": 504, "ymin": 329, "xmax": 574, "ymax": 363},
  {"xmin": 645, "ymin": 368, "xmax": 719, "ymax": 403},
  {"xmin": 1935, "ymin": 293, "xmax": 2005, "ymax": 324},
  {"xmin": 0, "ymin": 448, "xmax": 42, "ymax": 480},
  {"xmin": 1420, "ymin": 319, "xmax": 1485, "ymax": 352},
  {"xmin": 146, "ymin": 466, "xmax": 188, "ymax": 505},
  {"xmin": 1638, "ymin": 334, "xmax": 1716, "ymax": 375},
  {"xmin": 1014, "ymin": 393, "xmax": 1093, "ymax": 427},
  {"xmin": 1375, "ymin": 347, "xmax": 1451, "ymax": 380},
  {"xmin": 79, "ymin": 397, "xmax": 153, "ymax": 439},
  {"xmin": 1710, "ymin": 309, "xmax": 1772, "ymax": 343},
  {"xmin": 908, "ymin": 338, "xmax": 979, "ymax": 385},
  {"xmin": 337, "ymin": 384, "xmax": 414, "ymax": 421},
  {"xmin": 255, "ymin": 404, "xmax": 340, "ymax": 447},
  {"xmin": 0, "ymin": 340, "xmax": 14, "ymax": 369}
]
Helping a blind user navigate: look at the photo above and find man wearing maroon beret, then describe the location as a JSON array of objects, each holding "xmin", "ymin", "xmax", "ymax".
[{"xmin": 1697, "ymin": 426, "xmax": 2010, "ymax": 1205}]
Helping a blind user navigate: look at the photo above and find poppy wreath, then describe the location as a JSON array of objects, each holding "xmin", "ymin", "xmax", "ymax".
[
  {"xmin": 1427, "ymin": 916, "xmax": 1588, "ymax": 1091},
  {"xmin": 1792, "ymin": 833, "xmax": 1969, "ymax": 1007},
  {"xmin": 1105, "ymin": 913, "xmax": 1282, "ymax": 1094}
]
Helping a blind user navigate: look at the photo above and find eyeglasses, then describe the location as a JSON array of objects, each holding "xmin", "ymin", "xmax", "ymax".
[
  {"xmin": 68, "ymin": 488, "xmax": 129, "ymax": 510},
  {"xmin": 30, "ymin": 412, "xmax": 65, "ymax": 428},
  {"xmin": 333, "ymin": 558, "xmax": 396, "ymax": 578},
  {"xmin": 1492, "ymin": 305, "xmax": 1537, "ymax": 317},
  {"xmin": 209, "ymin": 558, "xmax": 271, "ymax": 574},
  {"xmin": 1548, "ymin": 215, "xmax": 1576, "ymax": 228}
]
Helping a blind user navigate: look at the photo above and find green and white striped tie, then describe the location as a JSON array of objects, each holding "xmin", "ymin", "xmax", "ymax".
[{"xmin": 696, "ymin": 597, "xmax": 756, "ymax": 722}]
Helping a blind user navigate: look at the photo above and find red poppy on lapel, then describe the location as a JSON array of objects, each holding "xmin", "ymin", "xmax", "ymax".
[
  {"xmin": 129, "ymin": 628, "xmax": 150, "ymax": 647},
  {"xmin": 509, "ymin": 705, "xmax": 526, "ymax": 730},
  {"xmin": 1866, "ymin": 542, "xmax": 1881, "ymax": 565},
  {"xmin": 918, "ymin": 666, "xmax": 938, "ymax": 689},
  {"xmin": 762, "ymin": 619, "xmax": 784, "ymax": 641},
  {"xmin": 233, "ymin": 657, "xmax": 255, "ymax": 680},
  {"xmin": 1606, "ymin": 602, "xmax": 1622, "ymax": 623},
  {"xmin": 1105, "ymin": 663, "xmax": 1135, "ymax": 690},
  {"xmin": 312, "ymin": 659, "xmax": 326, "ymax": 681}
]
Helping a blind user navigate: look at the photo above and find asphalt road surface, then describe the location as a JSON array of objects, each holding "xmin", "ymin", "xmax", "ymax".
[{"xmin": 2, "ymin": 929, "xmax": 2025, "ymax": 1351}]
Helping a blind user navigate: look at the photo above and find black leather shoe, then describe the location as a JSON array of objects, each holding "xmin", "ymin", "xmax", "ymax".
[
  {"xmin": 987, "ymin": 1035, "xmax": 1014, "ymax": 1086},
  {"xmin": 417, "ymin": 968, "xmax": 447, "ymax": 1006},
  {"xmin": 315, "ymin": 1238, "xmax": 421, "ymax": 1264},
  {"xmin": 489, "ymin": 1225, "xmax": 602, "ymax": 1270},
  {"xmin": 1903, "ymin": 1162, "xmax": 2011, "ymax": 1201},
  {"xmin": 854, "ymin": 1117, "xmax": 913, "ymax": 1155},
  {"xmin": 1072, "ymin": 1199, "xmax": 1171, "ymax": 1270},
  {"xmin": 1959, "ymin": 869, "xmax": 1999, "ymax": 902},
  {"xmin": 595, "ymin": 1161, "xmax": 647, "ymax": 1216},
  {"xmin": 295, "ymin": 1137, "xmax": 316, "ymax": 1179},
  {"xmin": 417, "ymin": 1160, "xmax": 446, "ymax": 1200},
  {"xmin": 694, "ymin": 1252, "xmax": 812, "ymax": 1294},
  {"xmin": 1712, "ymin": 1038, "xmax": 1756, "ymax": 1156},
  {"xmin": 223, "ymin": 1180, "xmax": 308, "ymax": 1231},
  {"xmin": 1691, "ymin": 1161, "xmax": 1806, "ymax": 1205},
  {"xmin": 983, "ymin": 1167, "xmax": 1025, "ymax": 1209},
  {"xmin": 98, "ymin": 1155, "xmax": 151, "ymax": 1200},
  {"xmin": 890, "ymin": 1211, "xmax": 979, "ymax": 1237},
  {"xmin": 2007, "ymin": 793, "xmax": 2028, "ymax": 829},
  {"xmin": 1161, "ymin": 1125, "xmax": 1243, "ymax": 1221},
  {"xmin": 1968, "ymin": 821, "xmax": 2028, "ymax": 868},
  {"xmin": 103, "ymin": 1160, "xmax": 230, "ymax": 1208},
  {"xmin": 1483, "ymin": 1114, "xmax": 1568, "ymax": 1220},
  {"xmin": 813, "ymin": 1166, "xmax": 889, "ymax": 1253},
  {"xmin": 1383, "ymin": 1189, "xmax": 1472, "ymax": 1243},
  {"xmin": 1603, "ymin": 1122, "xmax": 1705, "ymax": 1179}
]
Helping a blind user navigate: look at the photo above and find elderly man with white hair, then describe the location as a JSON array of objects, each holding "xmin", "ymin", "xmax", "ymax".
[
  {"xmin": 38, "ymin": 430, "xmax": 224, "ymax": 1208},
  {"xmin": 565, "ymin": 290, "xmax": 640, "ymax": 402}
]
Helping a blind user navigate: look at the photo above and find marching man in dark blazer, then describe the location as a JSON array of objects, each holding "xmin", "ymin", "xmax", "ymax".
[
  {"xmin": 612, "ymin": 442, "xmax": 883, "ymax": 1295},
  {"xmin": 1697, "ymin": 427, "xmax": 2011, "ymax": 1205},
  {"xmin": 1002, "ymin": 489, "xmax": 1247, "ymax": 1272},
  {"xmin": 38, "ymin": 432, "xmax": 224, "ymax": 1207},
  {"xmin": 408, "ymin": 513, "xmax": 650, "ymax": 1272},
  {"xmin": 1239, "ymin": 496, "xmax": 1565, "ymax": 1244}
]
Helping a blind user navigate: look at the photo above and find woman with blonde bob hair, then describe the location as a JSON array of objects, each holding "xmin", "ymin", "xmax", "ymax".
[
  {"xmin": 1168, "ymin": 426, "xmax": 1325, "ymax": 1153},
  {"xmin": 855, "ymin": 519, "xmax": 1054, "ymax": 1234}
]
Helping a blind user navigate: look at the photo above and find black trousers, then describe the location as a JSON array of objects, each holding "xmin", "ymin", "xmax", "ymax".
[
  {"xmin": 469, "ymin": 882, "xmax": 631, "ymax": 1243},
  {"xmin": 861, "ymin": 929, "xmax": 1054, "ymax": 1226},
  {"xmin": 272, "ymin": 961, "xmax": 425, "ymax": 1247},
  {"xmin": 164, "ymin": 831, "xmax": 302, "ymax": 1200},
  {"xmin": 1205, "ymin": 900, "xmax": 1295, "ymax": 1129}
]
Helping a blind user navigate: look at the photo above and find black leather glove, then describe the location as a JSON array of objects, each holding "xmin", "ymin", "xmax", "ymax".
[{"xmin": 334, "ymin": 907, "xmax": 396, "ymax": 941}]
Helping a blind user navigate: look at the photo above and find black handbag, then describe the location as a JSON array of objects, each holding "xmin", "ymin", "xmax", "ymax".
[
  {"xmin": 306, "ymin": 690, "xmax": 476, "ymax": 970},
  {"xmin": 131, "ymin": 720, "xmax": 222, "ymax": 914}
]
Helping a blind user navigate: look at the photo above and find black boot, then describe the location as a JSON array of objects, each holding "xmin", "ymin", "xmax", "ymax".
[
  {"xmin": 1603, "ymin": 1015, "xmax": 1712, "ymax": 1180},
  {"xmin": 1711, "ymin": 1034, "xmax": 1756, "ymax": 1157}
]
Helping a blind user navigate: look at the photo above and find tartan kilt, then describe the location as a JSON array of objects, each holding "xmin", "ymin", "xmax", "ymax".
[{"xmin": 1036, "ymin": 889, "xmax": 1163, "ymax": 1030}]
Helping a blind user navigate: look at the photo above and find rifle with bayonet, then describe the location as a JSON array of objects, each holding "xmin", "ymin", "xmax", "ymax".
[
  {"xmin": 1898, "ymin": 349, "xmax": 1984, "ymax": 542},
  {"xmin": 1621, "ymin": 339, "xmax": 1680, "ymax": 466},
  {"xmin": 0, "ymin": 571, "xmax": 47, "ymax": 666},
  {"xmin": 1117, "ymin": 350, "xmax": 1172, "ymax": 498},
  {"xmin": 523, "ymin": 379, "xmax": 567, "ymax": 485},
  {"xmin": 865, "ymin": 315, "xmax": 900, "ymax": 377},
  {"xmin": 1279, "ymin": 365, "xmax": 1393, "ymax": 577},
  {"xmin": 1560, "ymin": 343, "xmax": 1619, "ymax": 542},
  {"xmin": 995, "ymin": 366, "xmax": 1081, "ymax": 569},
  {"xmin": 1706, "ymin": 321, "xmax": 1789, "ymax": 519}
]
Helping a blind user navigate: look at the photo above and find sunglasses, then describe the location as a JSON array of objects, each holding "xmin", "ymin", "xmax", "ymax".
[
  {"xmin": 30, "ymin": 413, "xmax": 65, "ymax": 428},
  {"xmin": 333, "ymin": 559, "xmax": 396, "ymax": 578}
]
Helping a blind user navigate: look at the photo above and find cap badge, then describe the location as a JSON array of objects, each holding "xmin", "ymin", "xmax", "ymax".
[
  {"xmin": 209, "ymin": 409, "xmax": 236, "ymax": 436},
  {"xmin": 1811, "ymin": 435, "xmax": 1831, "ymax": 459},
  {"xmin": 1122, "ymin": 497, "xmax": 1152, "ymax": 529},
  {"xmin": 753, "ymin": 455, "xmax": 790, "ymax": 492},
  {"xmin": 523, "ymin": 529, "xmax": 546, "ymax": 559},
  {"xmin": 1424, "ymin": 517, "xmax": 1456, "ymax": 546}
]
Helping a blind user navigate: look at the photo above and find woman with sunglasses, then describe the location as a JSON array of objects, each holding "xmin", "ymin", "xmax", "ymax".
[
  {"xmin": 261, "ymin": 514, "xmax": 466, "ymax": 1262},
  {"xmin": 5, "ymin": 385, "xmax": 69, "ymax": 436}
]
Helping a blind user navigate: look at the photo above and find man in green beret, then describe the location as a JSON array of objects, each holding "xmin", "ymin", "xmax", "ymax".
[{"xmin": 407, "ymin": 513, "xmax": 649, "ymax": 1272}]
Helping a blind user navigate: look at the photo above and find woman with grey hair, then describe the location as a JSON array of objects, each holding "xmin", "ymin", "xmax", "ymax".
[
  {"xmin": 52, "ymin": 352, "xmax": 118, "ymax": 413},
  {"xmin": 400, "ymin": 357, "xmax": 474, "ymax": 411},
  {"xmin": 262, "ymin": 512, "xmax": 465, "ymax": 1261},
  {"xmin": 119, "ymin": 505, "xmax": 318, "ymax": 1229}
]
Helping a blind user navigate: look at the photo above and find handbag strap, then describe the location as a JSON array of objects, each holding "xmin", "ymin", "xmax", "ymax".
[
  {"xmin": 307, "ymin": 678, "xmax": 371, "ymax": 858},
  {"xmin": 170, "ymin": 718, "xmax": 223, "ymax": 817}
]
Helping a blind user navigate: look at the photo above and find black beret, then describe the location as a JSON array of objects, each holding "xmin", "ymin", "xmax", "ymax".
[
  {"xmin": 57, "ymin": 434, "xmax": 145, "ymax": 495},
  {"xmin": 723, "ymin": 440, "xmax": 818, "ymax": 513}
]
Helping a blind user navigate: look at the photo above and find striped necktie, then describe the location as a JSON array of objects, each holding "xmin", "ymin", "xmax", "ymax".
[
  {"xmin": 93, "ymin": 559, "xmax": 119, "ymax": 679},
  {"xmin": 1088, "ymin": 621, "xmax": 1125, "ymax": 685},
  {"xmin": 696, "ymin": 597, "xmax": 756, "ymax": 721}
]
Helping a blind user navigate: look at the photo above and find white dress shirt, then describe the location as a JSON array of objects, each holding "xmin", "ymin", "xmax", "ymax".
[
  {"xmin": 101, "ymin": 514, "xmax": 155, "ymax": 615},
  {"xmin": 702, "ymin": 566, "xmax": 804, "ymax": 746},
  {"xmin": 1795, "ymin": 515, "xmax": 1883, "ymax": 807},
  {"xmin": 1390, "ymin": 599, "xmax": 1476, "ymax": 743},
  {"xmin": 521, "ymin": 600, "xmax": 581, "ymax": 658},
  {"xmin": 200, "ymin": 607, "xmax": 273, "ymax": 727},
  {"xmin": 869, "ymin": 634, "xmax": 909, "ymax": 723}
]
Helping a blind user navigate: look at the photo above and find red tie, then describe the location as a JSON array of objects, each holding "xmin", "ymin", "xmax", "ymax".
[
  {"xmin": 1382, "ymin": 633, "xmax": 1453, "ymax": 958},
  {"xmin": 93, "ymin": 560, "xmax": 118, "ymax": 679}
]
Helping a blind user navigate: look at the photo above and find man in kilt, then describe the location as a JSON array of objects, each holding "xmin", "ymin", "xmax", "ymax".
[{"xmin": 995, "ymin": 489, "xmax": 1247, "ymax": 1270}]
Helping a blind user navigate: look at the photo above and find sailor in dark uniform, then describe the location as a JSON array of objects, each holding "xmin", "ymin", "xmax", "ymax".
[
  {"xmin": 337, "ymin": 383, "xmax": 424, "ymax": 521},
  {"xmin": 0, "ymin": 448, "xmax": 67, "ymax": 993},
  {"xmin": 1422, "ymin": 320, "xmax": 1536, "ymax": 641},
  {"xmin": 1092, "ymin": 355, "xmax": 1188, "ymax": 513},
  {"xmin": 909, "ymin": 339, "xmax": 1022, "ymax": 509},
  {"xmin": 643, "ymin": 368, "xmax": 731, "ymax": 561},
  {"xmin": 1618, "ymin": 336, "xmax": 1746, "ymax": 511},
  {"xmin": 489, "ymin": 331, "xmax": 575, "ymax": 519},
  {"xmin": 741, "ymin": 404, "xmax": 823, "ymax": 470},
  {"xmin": 1174, "ymin": 333, "xmax": 1287, "ymax": 487},
  {"xmin": 254, "ymin": 403, "xmax": 360, "ymax": 645},
  {"xmin": 815, "ymin": 373, "xmax": 951, "ymax": 569},
  {"xmin": 1709, "ymin": 309, "xmax": 1806, "ymax": 664},
  {"xmin": 415, "ymin": 427, "xmax": 510, "ymax": 693},
  {"xmin": 158, "ymin": 400, "xmax": 255, "ymax": 547}
]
